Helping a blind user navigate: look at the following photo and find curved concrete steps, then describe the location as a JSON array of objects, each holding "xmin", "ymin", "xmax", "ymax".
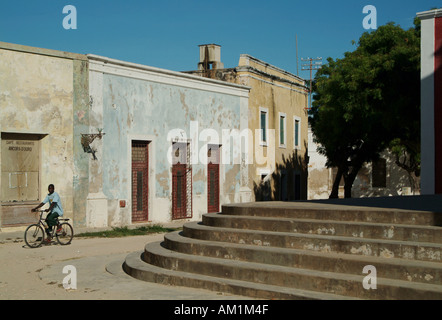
[
  {"xmin": 163, "ymin": 231, "xmax": 442, "ymax": 284},
  {"xmin": 123, "ymin": 201, "xmax": 442, "ymax": 299},
  {"xmin": 123, "ymin": 241, "xmax": 442, "ymax": 300}
]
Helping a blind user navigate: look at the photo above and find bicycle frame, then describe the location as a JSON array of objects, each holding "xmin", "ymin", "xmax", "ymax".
[
  {"xmin": 35, "ymin": 210, "xmax": 57, "ymax": 236},
  {"xmin": 25, "ymin": 210, "xmax": 74, "ymax": 247}
]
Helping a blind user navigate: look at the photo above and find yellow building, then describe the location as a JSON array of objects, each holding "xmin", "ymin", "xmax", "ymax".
[{"xmin": 186, "ymin": 44, "xmax": 309, "ymax": 201}]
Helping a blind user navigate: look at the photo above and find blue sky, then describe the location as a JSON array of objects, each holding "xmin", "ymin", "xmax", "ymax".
[{"xmin": 0, "ymin": 1, "xmax": 437, "ymax": 79}]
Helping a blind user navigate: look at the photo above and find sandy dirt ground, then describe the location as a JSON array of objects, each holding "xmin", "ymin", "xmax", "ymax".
[{"xmin": 0, "ymin": 233, "xmax": 249, "ymax": 300}]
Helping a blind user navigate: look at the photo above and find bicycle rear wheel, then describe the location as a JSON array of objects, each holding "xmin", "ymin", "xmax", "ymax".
[
  {"xmin": 24, "ymin": 224, "xmax": 45, "ymax": 248},
  {"xmin": 55, "ymin": 222, "xmax": 74, "ymax": 245}
]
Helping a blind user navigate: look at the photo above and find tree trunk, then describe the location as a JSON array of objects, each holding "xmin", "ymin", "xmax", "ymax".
[
  {"xmin": 408, "ymin": 171, "xmax": 421, "ymax": 195},
  {"xmin": 330, "ymin": 166, "xmax": 344, "ymax": 199},
  {"xmin": 343, "ymin": 164, "xmax": 362, "ymax": 199},
  {"xmin": 343, "ymin": 183, "xmax": 352, "ymax": 198},
  {"xmin": 394, "ymin": 150, "xmax": 421, "ymax": 194}
]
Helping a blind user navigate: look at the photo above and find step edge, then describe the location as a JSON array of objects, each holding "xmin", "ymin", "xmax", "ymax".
[
  {"xmin": 144, "ymin": 241, "xmax": 442, "ymax": 293},
  {"xmin": 165, "ymin": 231, "xmax": 442, "ymax": 270},
  {"xmin": 124, "ymin": 251, "xmax": 357, "ymax": 300},
  {"xmin": 184, "ymin": 222, "xmax": 442, "ymax": 249},
  {"xmin": 204, "ymin": 213, "xmax": 442, "ymax": 231}
]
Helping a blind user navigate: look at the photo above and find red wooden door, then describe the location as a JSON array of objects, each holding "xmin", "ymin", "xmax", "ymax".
[
  {"xmin": 171, "ymin": 142, "xmax": 192, "ymax": 220},
  {"xmin": 172, "ymin": 163, "xmax": 188, "ymax": 219},
  {"xmin": 207, "ymin": 145, "xmax": 220, "ymax": 213},
  {"xmin": 207, "ymin": 163, "xmax": 219, "ymax": 213},
  {"xmin": 131, "ymin": 141, "xmax": 149, "ymax": 222}
]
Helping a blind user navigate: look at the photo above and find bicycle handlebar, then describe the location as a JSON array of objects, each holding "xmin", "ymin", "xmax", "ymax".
[{"xmin": 32, "ymin": 210, "xmax": 48, "ymax": 219}]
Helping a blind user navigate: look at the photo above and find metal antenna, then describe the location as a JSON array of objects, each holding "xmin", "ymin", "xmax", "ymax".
[
  {"xmin": 301, "ymin": 57, "xmax": 322, "ymax": 110},
  {"xmin": 296, "ymin": 35, "xmax": 299, "ymax": 76}
]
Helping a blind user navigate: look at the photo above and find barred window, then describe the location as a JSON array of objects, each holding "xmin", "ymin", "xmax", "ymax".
[{"xmin": 372, "ymin": 159, "xmax": 387, "ymax": 188}]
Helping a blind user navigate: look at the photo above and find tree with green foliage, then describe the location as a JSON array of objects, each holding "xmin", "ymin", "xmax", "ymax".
[{"xmin": 310, "ymin": 20, "xmax": 421, "ymax": 198}]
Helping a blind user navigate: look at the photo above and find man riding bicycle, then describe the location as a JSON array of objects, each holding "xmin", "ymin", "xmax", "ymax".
[{"xmin": 32, "ymin": 184, "xmax": 64, "ymax": 243}]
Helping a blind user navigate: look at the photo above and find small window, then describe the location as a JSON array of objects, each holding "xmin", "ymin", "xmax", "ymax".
[
  {"xmin": 259, "ymin": 107, "xmax": 269, "ymax": 146},
  {"xmin": 372, "ymin": 159, "xmax": 387, "ymax": 188},
  {"xmin": 294, "ymin": 117, "xmax": 301, "ymax": 149},
  {"xmin": 279, "ymin": 113, "xmax": 286, "ymax": 148}
]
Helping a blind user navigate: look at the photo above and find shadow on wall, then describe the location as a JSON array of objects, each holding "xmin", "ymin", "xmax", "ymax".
[
  {"xmin": 350, "ymin": 150, "xmax": 419, "ymax": 198},
  {"xmin": 253, "ymin": 143, "xmax": 309, "ymax": 201}
]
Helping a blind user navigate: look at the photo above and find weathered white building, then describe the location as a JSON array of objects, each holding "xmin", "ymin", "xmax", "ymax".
[
  {"xmin": 1, "ymin": 41, "xmax": 251, "ymax": 229},
  {"xmin": 86, "ymin": 54, "xmax": 251, "ymax": 227}
]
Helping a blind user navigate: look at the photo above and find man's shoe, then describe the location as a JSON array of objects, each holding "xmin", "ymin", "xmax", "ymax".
[
  {"xmin": 43, "ymin": 236, "xmax": 52, "ymax": 244},
  {"xmin": 56, "ymin": 225, "xmax": 63, "ymax": 234}
]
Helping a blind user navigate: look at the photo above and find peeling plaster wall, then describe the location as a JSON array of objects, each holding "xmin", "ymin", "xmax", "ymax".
[
  {"xmin": 0, "ymin": 42, "xmax": 88, "ymax": 227},
  {"xmin": 72, "ymin": 59, "xmax": 90, "ymax": 228},
  {"xmin": 88, "ymin": 55, "xmax": 250, "ymax": 226},
  {"xmin": 307, "ymin": 126, "xmax": 331, "ymax": 200}
]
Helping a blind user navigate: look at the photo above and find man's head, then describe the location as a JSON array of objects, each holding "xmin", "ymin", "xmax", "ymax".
[{"xmin": 48, "ymin": 184, "xmax": 55, "ymax": 194}]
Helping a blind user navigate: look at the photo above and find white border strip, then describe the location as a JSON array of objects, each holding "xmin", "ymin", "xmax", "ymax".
[
  {"xmin": 420, "ymin": 17, "xmax": 435, "ymax": 194},
  {"xmin": 88, "ymin": 54, "xmax": 250, "ymax": 97}
]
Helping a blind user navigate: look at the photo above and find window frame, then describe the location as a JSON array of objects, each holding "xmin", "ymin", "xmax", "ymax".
[
  {"xmin": 372, "ymin": 158, "xmax": 387, "ymax": 188},
  {"xmin": 259, "ymin": 107, "xmax": 269, "ymax": 146},
  {"xmin": 293, "ymin": 116, "xmax": 301, "ymax": 150},
  {"xmin": 279, "ymin": 112, "xmax": 287, "ymax": 148}
]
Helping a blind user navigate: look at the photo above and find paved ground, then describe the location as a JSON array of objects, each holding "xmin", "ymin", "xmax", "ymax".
[{"xmin": 0, "ymin": 226, "xmax": 252, "ymax": 300}]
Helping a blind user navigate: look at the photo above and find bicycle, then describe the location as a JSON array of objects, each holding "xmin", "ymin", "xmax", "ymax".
[{"xmin": 24, "ymin": 210, "xmax": 74, "ymax": 248}]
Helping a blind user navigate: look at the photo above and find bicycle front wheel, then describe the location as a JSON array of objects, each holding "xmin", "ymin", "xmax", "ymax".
[
  {"xmin": 56, "ymin": 222, "xmax": 74, "ymax": 245},
  {"xmin": 24, "ymin": 224, "xmax": 45, "ymax": 248}
]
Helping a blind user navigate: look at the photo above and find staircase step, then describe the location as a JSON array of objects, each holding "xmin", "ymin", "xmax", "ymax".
[
  {"xmin": 203, "ymin": 213, "xmax": 442, "ymax": 243},
  {"xmin": 164, "ymin": 231, "xmax": 442, "ymax": 285},
  {"xmin": 221, "ymin": 202, "xmax": 442, "ymax": 226},
  {"xmin": 123, "ymin": 250, "xmax": 357, "ymax": 300},
  {"xmin": 140, "ymin": 241, "xmax": 442, "ymax": 300},
  {"xmin": 183, "ymin": 222, "xmax": 442, "ymax": 262},
  {"xmin": 123, "ymin": 198, "xmax": 442, "ymax": 299}
]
